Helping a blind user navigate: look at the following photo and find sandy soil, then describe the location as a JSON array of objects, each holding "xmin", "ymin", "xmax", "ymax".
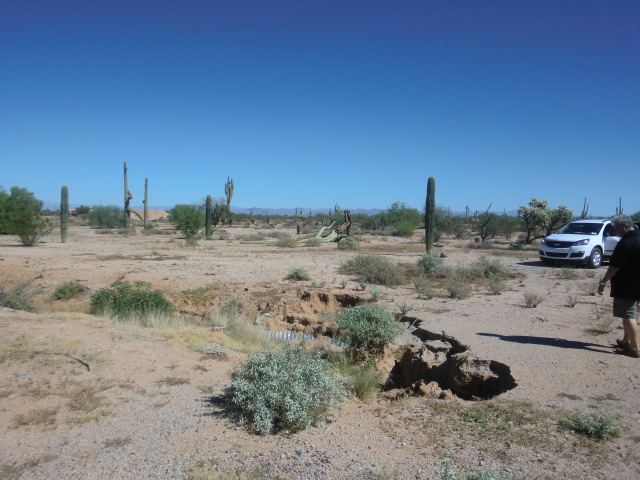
[{"xmin": 1, "ymin": 221, "xmax": 639, "ymax": 479}]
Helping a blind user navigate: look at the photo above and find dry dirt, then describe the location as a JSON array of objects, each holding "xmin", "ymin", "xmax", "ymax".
[{"xmin": 1, "ymin": 221, "xmax": 639, "ymax": 480}]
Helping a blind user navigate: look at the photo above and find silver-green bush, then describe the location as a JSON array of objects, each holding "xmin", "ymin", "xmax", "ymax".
[{"xmin": 224, "ymin": 344, "xmax": 344, "ymax": 434}]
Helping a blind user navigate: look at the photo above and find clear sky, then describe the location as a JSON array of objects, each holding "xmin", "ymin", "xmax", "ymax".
[{"xmin": 1, "ymin": 1, "xmax": 638, "ymax": 216}]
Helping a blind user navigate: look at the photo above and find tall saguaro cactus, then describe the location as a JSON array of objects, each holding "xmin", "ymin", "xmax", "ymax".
[
  {"xmin": 225, "ymin": 176, "xmax": 234, "ymax": 224},
  {"xmin": 205, "ymin": 195, "xmax": 213, "ymax": 239},
  {"xmin": 425, "ymin": 176, "xmax": 436, "ymax": 254},
  {"xmin": 124, "ymin": 162, "xmax": 131, "ymax": 228},
  {"xmin": 143, "ymin": 178, "xmax": 149, "ymax": 228},
  {"xmin": 60, "ymin": 185, "xmax": 69, "ymax": 243}
]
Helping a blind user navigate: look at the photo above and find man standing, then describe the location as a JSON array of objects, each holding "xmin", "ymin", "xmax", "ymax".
[{"xmin": 598, "ymin": 215, "xmax": 640, "ymax": 358}]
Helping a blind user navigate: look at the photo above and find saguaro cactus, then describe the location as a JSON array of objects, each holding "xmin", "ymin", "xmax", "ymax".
[
  {"xmin": 224, "ymin": 177, "xmax": 234, "ymax": 224},
  {"xmin": 205, "ymin": 195, "xmax": 213, "ymax": 239},
  {"xmin": 124, "ymin": 162, "xmax": 131, "ymax": 228},
  {"xmin": 60, "ymin": 185, "xmax": 69, "ymax": 243},
  {"xmin": 143, "ymin": 178, "xmax": 149, "ymax": 228},
  {"xmin": 425, "ymin": 176, "xmax": 436, "ymax": 253}
]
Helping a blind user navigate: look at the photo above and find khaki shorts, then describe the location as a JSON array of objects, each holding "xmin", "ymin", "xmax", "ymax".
[{"xmin": 613, "ymin": 298, "xmax": 638, "ymax": 319}]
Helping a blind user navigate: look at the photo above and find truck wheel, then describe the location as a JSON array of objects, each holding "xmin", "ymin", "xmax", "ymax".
[{"xmin": 587, "ymin": 248, "xmax": 603, "ymax": 269}]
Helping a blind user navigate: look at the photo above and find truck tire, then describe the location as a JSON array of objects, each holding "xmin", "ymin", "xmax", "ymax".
[{"xmin": 587, "ymin": 248, "xmax": 603, "ymax": 269}]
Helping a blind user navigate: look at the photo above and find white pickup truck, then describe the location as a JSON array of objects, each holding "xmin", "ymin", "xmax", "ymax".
[{"xmin": 538, "ymin": 219, "xmax": 620, "ymax": 269}]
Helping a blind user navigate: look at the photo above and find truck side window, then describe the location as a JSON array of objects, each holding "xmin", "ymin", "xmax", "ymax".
[{"xmin": 603, "ymin": 224, "xmax": 613, "ymax": 237}]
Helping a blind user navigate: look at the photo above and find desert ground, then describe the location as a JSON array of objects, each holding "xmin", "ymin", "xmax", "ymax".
[{"xmin": 1, "ymin": 218, "xmax": 639, "ymax": 480}]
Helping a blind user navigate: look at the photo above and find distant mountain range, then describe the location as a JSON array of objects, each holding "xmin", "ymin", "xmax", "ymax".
[
  {"xmin": 44, "ymin": 201, "xmax": 520, "ymax": 217},
  {"xmin": 43, "ymin": 202, "xmax": 386, "ymax": 216}
]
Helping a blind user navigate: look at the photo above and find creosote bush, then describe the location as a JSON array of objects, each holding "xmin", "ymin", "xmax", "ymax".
[
  {"xmin": 337, "ymin": 236, "xmax": 359, "ymax": 250},
  {"xmin": 89, "ymin": 280, "xmax": 174, "ymax": 321},
  {"xmin": 341, "ymin": 253, "xmax": 405, "ymax": 286},
  {"xmin": 53, "ymin": 281, "xmax": 88, "ymax": 301},
  {"xmin": 337, "ymin": 305, "xmax": 401, "ymax": 357},
  {"xmin": 224, "ymin": 343, "xmax": 344, "ymax": 434}
]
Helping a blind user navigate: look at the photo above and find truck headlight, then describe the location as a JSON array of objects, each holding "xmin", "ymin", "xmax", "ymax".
[{"xmin": 571, "ymin": 239, "xmax": 590, "ymax": 246}]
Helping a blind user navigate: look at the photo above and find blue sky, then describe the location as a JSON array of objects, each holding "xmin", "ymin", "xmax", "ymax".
[{"xmin": 1, "ymin": 1, "xmax": 638, "ymax": 216}]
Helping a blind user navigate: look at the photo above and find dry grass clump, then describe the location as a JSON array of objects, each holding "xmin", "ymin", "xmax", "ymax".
[
  {"xmin": 14, "ymin": 408, "xmax": 59, "ymax": 427},
  {"xmin": 341, "ymin": 254, "xmax": 405, "ymax": 286}
]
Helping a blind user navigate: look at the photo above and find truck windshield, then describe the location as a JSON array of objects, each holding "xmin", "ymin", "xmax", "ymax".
[{"xmin": 557, "ymin": 223, "xmax": 603, "ymax": 235}]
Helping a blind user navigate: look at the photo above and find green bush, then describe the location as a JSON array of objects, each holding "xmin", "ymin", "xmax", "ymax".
[
  {"xmin": 275, "ymin": 234, "xmax": 297, "ymax": 248},
  {"xmin": 392, "ymin": 220, "xmax": 415, "ymax": 237},
  {"xmin": 88, "ymin": 205, "xmax": 123, "ymax": 229},
  {"xmin": 559, "ymin": 410, "xmax": 625, "ymax": 440},
  {"xmin": 337, "ymin": 305, "xmax": 401, "ymax": 356},
  {"xmin": 53, "ymin": 281, "xmax": 88, "ymax": 300},
  {"xmin": 0, "ymin": 288, "xmax": 35, "ymax": 312},
  {"xmin": 224, "ymin": 343, "xmax": 344, "ymax": 434},
  {"xmin": 337, "ymin": 236, "xmax": 359, "ymax": 250},
  {"xmin": 417, "ymin": 253, "xmax": 447, "ymax": 275},
  {"xmin": 286, "ymin": 267, "xmax": 310, "ymax": 281},
  {"xmin": 169, "ymin": 204, "xmax": 205, "ymax": 238},
  {"xmin": 444, "ymin": 275, "xmax": 472, "ymax": 300},
  {"xmin": 0, "ymin": 186, "xmax": 52, "ymax": 245},
  {"xmin": 89, "ymin": 280, "xmax": 174, "ymax": 320},
  {"xmin": 74, "ymin": 205, "xmax": 91, "ymax": 215},
  {"xmin": 341, "ymin": 254, "xmax": 405, "ymax": 286},
  {"xmin": 470, "ymin": 256, "xmax": 510, "ymax": 278}
]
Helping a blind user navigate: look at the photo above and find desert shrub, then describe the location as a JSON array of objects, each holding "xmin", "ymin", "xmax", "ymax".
[
  {"xmin": 304, "ymin": 238, "xmax": 322, "ymax": 247},
  {"xmin": 53, "ymin": 281, "xmax": 88, "ymax": 300},
  {"xmin": 392, "ymin": 220, "xmax": 415, "ymax": 237},
  {"xmin": 204, "ymin": 301, "xmax": 265, "ymax": 354},
  {"xmin": 88, "ymin": 205, "xmax": 123, "ymax": 229},
  {"xmin": 487, "ymin": 276, "xmax": 507, "ymax": 295},
  {"xmin": 275, "ymin": 234, "xmax": 297, "ymax": 248},
  {"xmin": 395, "ymin": 302, "xmax": 414, "ymax": 318},
  {"xmin": 168, "ymin": 204, "xmax": 204, "ymax": 238},
  {"xmin": 89, "ymin": 280, "xmax": 174, "ymax": 320},
  {"xmin": 286, "ymin": 267, "xmax": 310, "ymax": 281},
  {"xmin": 444, "ymin": 275, "xmax": 472, "ymax": 300},
  {"xmin": 470, "ymin": 256, "xmax": 510, "ymax": 278},
  {"xmin": 438, "ymin": 455, "xmax": 509, "ymax": 480},
  {"xmin": 185, "ymin": 236, "xmax": 199, "ymax": 247},
  {"xmin": 337, "ymin": 236, "xmax": 359, "ymax": 250},
  {"xmin": 417, "ymin": 253, "xmax": 449, "ymax": 276},
  {"xmin": 412, "ymin": 275, "xmax": 436, "ymax": 299},
  {"xmin": 523, "ymin": 291, "xmax": 543, "ymax": 308},
  {"xmin": 0, "ymin": 287, "xmax": 35, "ymax": 312},
  {"xmin": 0, "ymin": 186, "xmax": 52, "ymax": 246},
  {"xmin": 341, "ymin": 254, "xmax": 405, "ymax": 286},
  {"xmin": 555, "ymin": 266, "xmax": 579, "ymax": 280},
  {"xmin": 74, "ymin": 205, "xmax": 91, "ymax": 215},
  {"xmin": 559, "ymin": 410, "xmax": 625, "ymax": 440},
  {"xmin": 12, "ymin": 210, "xmax": 53, "ymax": 246},
  {"xmin": 332, "ymin": 356, "xmax": 381, "ymax": 400},
  {"xmin": 224, "ymin": 343, "xmax": 344, "ymax": 434},
  {"xmin": 566, "ymin": 295, "xmax": 579, "ymax": 308},
  {"xmin": 337, "ymin": 305, "xmax": 401, "ymax": 357}
]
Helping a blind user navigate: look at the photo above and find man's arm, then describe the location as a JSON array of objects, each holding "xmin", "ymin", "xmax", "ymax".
[{"xmin": 597, "ymin": 266, "xmax": 620, "ymax": 295}]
